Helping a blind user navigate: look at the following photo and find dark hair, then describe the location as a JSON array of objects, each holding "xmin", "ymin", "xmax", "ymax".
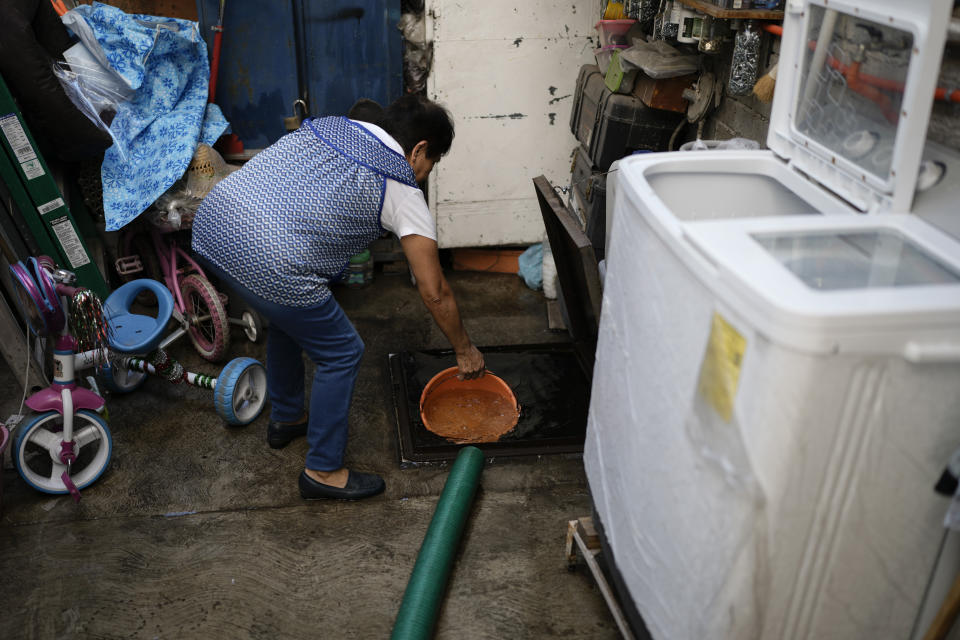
[
  {"xmin": 347, "ymin": 98, "xmax": 384, "ymax": 125},
  {"xmin": 379, "ymin": 94, "xmax": 454, "ymax": 160}
]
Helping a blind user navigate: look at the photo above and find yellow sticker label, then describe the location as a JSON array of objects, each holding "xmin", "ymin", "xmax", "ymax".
[{"xmin": 697, "ymin": 312, "xmax": 747, "ymax": 423}]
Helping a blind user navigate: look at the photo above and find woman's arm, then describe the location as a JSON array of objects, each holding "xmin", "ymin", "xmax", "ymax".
[{"xmin": 400, "ymin": 234, "xmax": 485, "ymax": 379}]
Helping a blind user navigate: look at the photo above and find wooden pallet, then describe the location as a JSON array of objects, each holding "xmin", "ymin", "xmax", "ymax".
[{"xmin": 565, "ymin": 517, "xmax": 636, "ymax": 640}]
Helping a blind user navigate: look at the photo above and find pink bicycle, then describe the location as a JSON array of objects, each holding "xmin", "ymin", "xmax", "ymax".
[{"xmin": 115, "ymin": 223, "xmax": 261, "ymax": 362}]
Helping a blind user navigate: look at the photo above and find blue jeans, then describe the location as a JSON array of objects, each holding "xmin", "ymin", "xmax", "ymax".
[{"xmin": 199, "ymin": 258, "xmax": 363, "ymax": 471}]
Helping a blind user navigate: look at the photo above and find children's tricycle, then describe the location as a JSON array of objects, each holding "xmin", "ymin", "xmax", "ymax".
[{"xmin": 8, "ymin": 257, "xmax": 267, "ymax": 500}]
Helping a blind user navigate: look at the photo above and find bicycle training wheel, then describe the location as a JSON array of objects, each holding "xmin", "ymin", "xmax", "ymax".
[
  {"xmin": 214, "ymin": 357, "xmax": 268, "ymax": 426},
  {"xmin": 240, "ymin": 309, "xmax": 263, "ymax": 343},
  {"xmin": 180, "ymin": 273, "xmax": 230, "ymax": 362},
  {"xmin": 98, "ymin": 360, "xmax": 147, "ymax": 394},
  {"xmin": 14, "ymin": 410, "xmax": 113, "ymax": 494}
]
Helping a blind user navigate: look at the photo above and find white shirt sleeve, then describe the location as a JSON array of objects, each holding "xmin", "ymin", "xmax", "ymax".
[
  {"xmin": 381, "ymin": 182, "xmax": 437, "ymax": 241},
  {"xmin": 351, "ymin": 118, "xmax": 437, "ymax": 241}
]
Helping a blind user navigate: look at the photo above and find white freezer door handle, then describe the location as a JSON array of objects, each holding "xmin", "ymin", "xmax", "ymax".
[{"xmin": 903, "ymin": 342, "xmax": 960, "ymax": 363}]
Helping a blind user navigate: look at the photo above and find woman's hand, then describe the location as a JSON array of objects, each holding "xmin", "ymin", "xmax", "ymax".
[
  {"xmin": 456, "ymin": 345, "xmax": 485, "ymax": 380},
  {"xmin": 402, "ymin": 234, "xmax": 485, "ymax": 381}
]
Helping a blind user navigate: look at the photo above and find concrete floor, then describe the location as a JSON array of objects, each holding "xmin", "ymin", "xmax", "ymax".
[{"xmin": 0, "ymin": 269, "xmax": 618, "ymax": 639}]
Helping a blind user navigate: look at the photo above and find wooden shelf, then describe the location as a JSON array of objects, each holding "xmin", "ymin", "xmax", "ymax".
[{"xmin": 675, "ymin": 0, "xmax": 784, "ymax": 20}]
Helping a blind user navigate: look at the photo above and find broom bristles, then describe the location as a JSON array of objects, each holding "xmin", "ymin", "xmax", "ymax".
[{"xmin": 752, "ymin": 63, "xmax": 778, "ymax": 103}]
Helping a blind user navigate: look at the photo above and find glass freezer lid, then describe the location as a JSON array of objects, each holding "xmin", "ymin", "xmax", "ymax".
[
  {"xmin": 753, "ymin": 230, "xmax": 960, "ymax": 291},
  {"xmin": 793, "ymin": 5, "xmax": 912, "ymax": 184},
  {"xmin": 766, "ymin": 0, "xmax": 952, "ymax": 212}
]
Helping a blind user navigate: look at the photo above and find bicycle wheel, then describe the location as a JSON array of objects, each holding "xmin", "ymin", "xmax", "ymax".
[
  {"xmin": 214, "ymin": 357, "xmax": 268, "ymax": 426},
  {"xmin": 14, "ymin": 410, "xmax": 112, "ymax": 494},
  {"xmin": 180, "ymin": 273, "xmax": 230, "ymax": 362}
]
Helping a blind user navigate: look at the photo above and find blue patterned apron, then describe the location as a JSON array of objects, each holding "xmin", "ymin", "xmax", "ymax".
[{"xmin": 191, "ymin": 117, "xmax": 417, "ymax": 308}]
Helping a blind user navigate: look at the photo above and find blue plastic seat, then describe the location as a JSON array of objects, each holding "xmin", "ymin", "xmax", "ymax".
[{"xmin": 103, "ymin": 279, "xmax": 174, "ymax": 354}]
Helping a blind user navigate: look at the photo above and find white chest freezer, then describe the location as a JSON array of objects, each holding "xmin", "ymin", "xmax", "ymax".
[
  {"xmin": 587, "ymin": 211, "xmax": 960, "ymax": 640},
  {"xmin": 584, "ymin": 0, "xmax": 960, "ymax": 638}
]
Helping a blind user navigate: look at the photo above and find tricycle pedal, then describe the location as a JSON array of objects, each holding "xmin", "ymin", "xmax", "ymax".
[{"xmin": 115, "ymin": 255, "xmax": 143, "ymax": 276}]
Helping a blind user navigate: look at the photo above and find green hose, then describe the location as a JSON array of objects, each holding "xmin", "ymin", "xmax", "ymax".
[{"xmin": 391, "ymin": 446, "xmax": 485, "ymax": 640}]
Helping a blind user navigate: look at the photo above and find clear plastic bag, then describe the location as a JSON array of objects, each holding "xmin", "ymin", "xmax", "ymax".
[
  {"xmin": 147, "ymin": 182, "xmax": 203, "ymax": 232},
  {"xmin": 541, "ymin": 236, "xmax": 558, "ymax": 300},
  {"xmin": 398, "ymin": 12, "xmax": 425, "ymax": 44},
  {"xmin": 398, "ymin": 12, "xmax": 432, "ymax": 94},
  {"xmin": 679, "ymin": 137, "xmax": 761, "ymax": 151},
  {"xmin": 518, "ymin": 243, "xmax": 543, "ymax": 290},
  {"xmin": 53, "ymin": 41, "xmax": 135, "ymax": 161},
  {"xmin": 618, "ymin": 39, "xmax": 700, "ymax": 78},
  {"xmin": 147, "ymin": 144, "xmax": 238, "ymax": 231},
  {"xmin": 727, "ymin": 20, "xmax": 761, "ymax": 96}
]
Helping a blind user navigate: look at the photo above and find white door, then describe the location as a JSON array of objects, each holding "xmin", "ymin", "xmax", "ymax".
[{"xmin": 426, "ymin": 1, "xmax": 597, "ymax": 248}]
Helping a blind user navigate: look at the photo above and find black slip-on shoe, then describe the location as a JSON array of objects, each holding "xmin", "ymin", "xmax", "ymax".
[
  {"xmin": 298, "ymin": 470, "xmax": 386, "ymax": 501},
  {"xmin": 267, "ymin": 418, "xmax": 308, "ymax": 449}
]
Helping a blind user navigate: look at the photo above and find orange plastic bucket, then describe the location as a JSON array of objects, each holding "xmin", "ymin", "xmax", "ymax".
[{"xmin": 419, "ymin": 367, "xmax": 520, "ymax": 443}]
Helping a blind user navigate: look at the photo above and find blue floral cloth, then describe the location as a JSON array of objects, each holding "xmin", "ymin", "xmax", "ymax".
[{"xmin": 62, "ymin": 3, "xmax": 229, "ymax": 231}]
